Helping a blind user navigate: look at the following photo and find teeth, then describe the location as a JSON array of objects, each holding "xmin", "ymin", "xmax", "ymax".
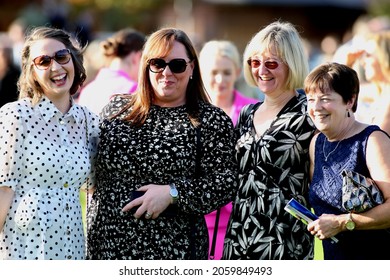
[
  {"xmin": 260, "ymin": 76, "xmax": 272, "ymax": 81},
  {"xmin": 52, "ymin": 74, "xmax": 66, "ymax": 81}
]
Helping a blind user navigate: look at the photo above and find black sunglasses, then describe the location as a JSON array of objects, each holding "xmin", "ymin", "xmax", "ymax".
[
  {"xmin": 32, "ymin": 49, "xmax": 72, "ymax": 70},
  {"xmin": 148, "ymin": 58, "xmax": 191, "ymax": 74},
  {"xmin": 247, "ymin": 58, "xmax": 280, "ymax": 70}
]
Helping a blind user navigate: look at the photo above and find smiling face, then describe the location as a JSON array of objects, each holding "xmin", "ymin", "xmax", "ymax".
[
  {"xmin": 149, "ymin": 41, "xmax": 194, "ymax": 107},
  {"xmin": 250, "ymin": 47, "xmax": 289, "ymax": 96},
  {"xmin": 30, "ymin": 38, "xmax": 74, "ymax": 102},
  {"xmin": 306, "ymin": 89, "xmax": 353, "ymax": 139}
]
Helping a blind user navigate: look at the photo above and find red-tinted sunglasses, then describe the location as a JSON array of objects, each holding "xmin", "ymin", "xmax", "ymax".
[{"xmin": 247, "ymin": 58, "xmax": 281, "ymax": 70}]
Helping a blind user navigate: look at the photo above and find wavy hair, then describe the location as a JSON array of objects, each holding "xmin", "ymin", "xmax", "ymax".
[{"xmin": 18, "ymin": 26, "xmax": 86, "ymax": 104}]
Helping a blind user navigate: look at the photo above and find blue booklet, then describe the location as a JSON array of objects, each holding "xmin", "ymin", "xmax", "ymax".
[{"xmin": 284, "ymin": 198, "xmax": 338, "ymax": 243}]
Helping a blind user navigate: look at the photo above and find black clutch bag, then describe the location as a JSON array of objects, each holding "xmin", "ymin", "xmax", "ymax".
[
  {"xmin": 341, "ymin": 170, "xmax": 384, "ymax": 213},
  {"xmin": 128, "ymin": 190, "xmax": 178, "ymax": 218}
]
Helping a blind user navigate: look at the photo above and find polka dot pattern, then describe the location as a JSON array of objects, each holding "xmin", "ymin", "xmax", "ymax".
[{"xmin": 0, "ymin": 97, "xmax": 99, "ymax": 260}]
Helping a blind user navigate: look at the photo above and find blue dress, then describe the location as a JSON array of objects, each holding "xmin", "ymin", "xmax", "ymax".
[{"xmin": 310, "ymin": 125, "xmax": 390, "ymax": 260}]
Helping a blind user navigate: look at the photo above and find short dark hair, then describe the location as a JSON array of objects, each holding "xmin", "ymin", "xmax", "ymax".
[{"xmin": 304, "ymin": 62, "xmax": 360, "ymax": 112}]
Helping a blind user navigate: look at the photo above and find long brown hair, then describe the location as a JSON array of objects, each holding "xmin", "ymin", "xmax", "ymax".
[{"xmin": 115, "ymin": 28, "xmax": 210, "ymax": 127}]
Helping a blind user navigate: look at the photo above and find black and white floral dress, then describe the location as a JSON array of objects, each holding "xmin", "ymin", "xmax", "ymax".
[
  {"xmin": 87, "ymin": 95, "xmax": 238, "ymax": 260},
  {"xmin": 223, "ymin": 93, "xmax": 316, "ymax": 260}
]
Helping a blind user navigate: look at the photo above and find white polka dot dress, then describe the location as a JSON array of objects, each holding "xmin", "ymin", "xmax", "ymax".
[{"xmin": 0, "ymin": 97, "xmax": 99, "ymax": 260}]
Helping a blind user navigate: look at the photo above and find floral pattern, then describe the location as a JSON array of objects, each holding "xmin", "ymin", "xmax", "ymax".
[
  {"xmin": 223, "ymin": 94, "xmax": 316, "ymax": 260},
  {"xmin": 87, "ymin": 95, "xmax": 238, "ymax": 260}
]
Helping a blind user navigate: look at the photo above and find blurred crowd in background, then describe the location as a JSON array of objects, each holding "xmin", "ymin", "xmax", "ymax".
[{"xmin": 1, "ymin": 0, "xmax": 390, "ymax": 111}]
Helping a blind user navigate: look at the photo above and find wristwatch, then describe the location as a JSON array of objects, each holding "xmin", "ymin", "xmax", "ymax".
[
  {"xmin": 345, "ymin": 213, "xmax": 356, "ymax": 231},
  {"xmin": 169, "ymin": 183, "xmax": 179, "ymax": 204}
]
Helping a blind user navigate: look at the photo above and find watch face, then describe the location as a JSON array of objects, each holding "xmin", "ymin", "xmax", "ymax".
[
  {"xmin": 170, "ymin": 188, "xmax": 178, "ymax": 197},
  {"xmin": 346, "ymin": 220, "xmax": 355, "ymax": 231}
]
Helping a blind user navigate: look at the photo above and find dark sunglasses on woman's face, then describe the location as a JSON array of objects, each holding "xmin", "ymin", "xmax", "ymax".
[
  {"xmin": 32, "ymin": 49, "xmax": 72, "ymax": 70},
  {"xmin": 148, "ymin": 58, "xmax": 191, "ymax": 74},
  {"xmin": 247, "ymin": 58, "xmax": 280, "ymax": 70}
]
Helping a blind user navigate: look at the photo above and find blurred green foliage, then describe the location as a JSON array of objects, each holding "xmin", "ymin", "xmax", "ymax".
[
  {"xmin": 69, "ymin": 0, "xmax": 168, "ymax": 31},
  {"xmin": 368, "ymin": 0, "xmax": 390, "ymax": 16}
]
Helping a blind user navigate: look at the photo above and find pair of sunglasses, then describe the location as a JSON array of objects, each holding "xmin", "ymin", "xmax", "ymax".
[
  {"xmin": 32, "ymin": 49, "xmax": 72, "ymax": 70},
  {"xmin": 148, "ymin": 58, "xmax": 191, "ymax": 74},
  {"xmin": 247, "ymin": 58, "xmax": 281, "ymax": 70}
]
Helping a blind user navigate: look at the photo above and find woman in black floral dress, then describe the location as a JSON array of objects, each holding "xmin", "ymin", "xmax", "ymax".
[
  {"xmin": 223, "ymin": 21, "xmax": 317, "ymax": 260},
  {"xmin": 87, "ymin": 28, "xmax": 238, "ymax": 259}
]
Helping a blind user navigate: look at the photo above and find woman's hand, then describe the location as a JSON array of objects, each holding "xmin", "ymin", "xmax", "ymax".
[
  {"xmin": 307, "ymin": 213, "xmax": 344, "ymax": 240},
  {"xmin": 122, "ymin": 184, "xmax": 172, "ymax": 219}
]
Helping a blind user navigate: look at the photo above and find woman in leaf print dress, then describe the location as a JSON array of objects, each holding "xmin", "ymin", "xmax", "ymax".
[{"xmin": 223, "ymin": 20, "xmax": 317, "ymax": 260}]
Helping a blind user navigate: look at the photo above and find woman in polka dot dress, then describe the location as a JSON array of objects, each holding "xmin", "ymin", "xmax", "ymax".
[{"xmin": 0, "ymin": 27, "xmax": 99, "ymax": 260}]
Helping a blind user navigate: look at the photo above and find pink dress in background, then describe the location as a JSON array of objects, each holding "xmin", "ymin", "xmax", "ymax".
[
  {"xmin": 77, "ymin": 68, "xmax": 137, "ymax": 115},
  {"xmin": 205, "ymin": 89, "xmax": 259, "ymax": 259}
]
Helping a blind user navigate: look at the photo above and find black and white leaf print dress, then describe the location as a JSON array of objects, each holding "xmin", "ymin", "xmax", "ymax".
[{"xmin": 223, "ymin": 93, "xmax": 316, "ymax": 260}]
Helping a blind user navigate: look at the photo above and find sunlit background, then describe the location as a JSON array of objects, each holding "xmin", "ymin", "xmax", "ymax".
[
  {"xmin": 1, "ymin": 0, "xmax": 389, "ymax": 51},
  {"xmin": 1, "ymin": 0, "xmax": 389, "ymax": 261}
]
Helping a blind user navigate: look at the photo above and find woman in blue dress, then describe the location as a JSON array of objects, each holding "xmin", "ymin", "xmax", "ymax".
[{"xmin": 305, "ymin": 62, "xmax": 390, "ymax": 259}]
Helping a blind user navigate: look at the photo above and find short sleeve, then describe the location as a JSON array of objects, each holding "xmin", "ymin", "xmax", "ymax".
[{"xmin": 0, "ymin": 103, "xmax": 24, "ymax": 190}]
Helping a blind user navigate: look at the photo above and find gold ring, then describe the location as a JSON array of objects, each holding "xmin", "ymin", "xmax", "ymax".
[{"xmin": 145, "ymin": 212, "xmax": 152, "ymax": 218}]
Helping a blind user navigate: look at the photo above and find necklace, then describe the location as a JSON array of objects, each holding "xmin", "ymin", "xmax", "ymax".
[
  {"xmin": 322, "ymin": 122, "xmax": 358, "ymax": 161},
  {"xmin": 323, "ymin": 139, "xmax": 342, "ymax": 161}
]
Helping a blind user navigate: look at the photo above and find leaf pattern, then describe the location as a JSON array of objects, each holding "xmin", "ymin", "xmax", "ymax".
[{"xmin": 223, "ymin": 94, "xmax": 316, "ymax": 260}]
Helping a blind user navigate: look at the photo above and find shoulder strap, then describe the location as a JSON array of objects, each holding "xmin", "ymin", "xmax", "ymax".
[{"xmin": 209, "ymin": 208, "xmax": 220, "ymax": 259}]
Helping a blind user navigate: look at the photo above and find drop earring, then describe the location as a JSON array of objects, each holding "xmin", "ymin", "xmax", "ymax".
[{"xmin": 346, "ymin": 109, "xmax": 350, "ymax": 118}]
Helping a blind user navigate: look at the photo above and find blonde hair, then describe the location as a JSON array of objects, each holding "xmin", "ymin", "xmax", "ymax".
[
  {"xmin": 369, "ymin": 31, "xmax": 390, "ymax": 80},
  {"xmin": 243, "ymin": 20, "xmax": 309, "ymax": 90},
  {"xmin": 199, "ymin": 40, "xmax": 241, "ymax": 70}
]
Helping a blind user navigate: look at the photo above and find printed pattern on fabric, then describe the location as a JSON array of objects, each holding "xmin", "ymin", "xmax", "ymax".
[
  {"xmin": 0, "ymin": 97, "xmax": 99, "ymax": 260},
  {"xmin": 87, "ymin": 95, "xmax": 238, "ymax": 260},
  {"xmin": 223, "ymin": 93, "xmax": 316, "ymax": 260},
  {"xmin": 310, "ymin": 126, "xmax": 390, "ymax": 260}
]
